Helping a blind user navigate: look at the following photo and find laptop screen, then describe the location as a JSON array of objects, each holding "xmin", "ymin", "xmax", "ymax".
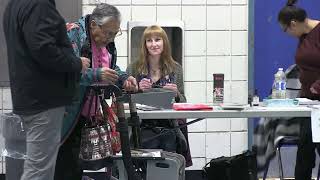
[{"xmin": 131, "ymin": 88, "xmax": 176, "ymax": 109}]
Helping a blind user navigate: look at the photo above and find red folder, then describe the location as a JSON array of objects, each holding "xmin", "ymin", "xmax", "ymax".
[{"xmin": 172, "ymin": 103, "xmax": 213, "ymax": 111}]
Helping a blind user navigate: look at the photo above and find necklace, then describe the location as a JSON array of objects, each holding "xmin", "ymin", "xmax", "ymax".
[{"xmin": 150, "ymin": 69, "xmax": 160, "ymax": 74}]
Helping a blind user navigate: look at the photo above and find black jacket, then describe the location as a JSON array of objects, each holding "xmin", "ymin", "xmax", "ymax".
[{"xmin": 3, "ymin": 0, "xmax": 82, "ymax": 115}]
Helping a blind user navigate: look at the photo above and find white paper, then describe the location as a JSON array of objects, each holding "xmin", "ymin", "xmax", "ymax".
[
  {"xmin": 311, "ymin": 105, "xmax": 320, "ymax": 142},
  {"xmin": 219, "ymin": 103, "xmax": 250, "ymax": 110},
  {"xmin": 115, "ymin": 149, "xmax": 162, "ymax": 157},
  {"xmin": 297, "ymin": 98, "xmax": 320, "ymax": 105}
]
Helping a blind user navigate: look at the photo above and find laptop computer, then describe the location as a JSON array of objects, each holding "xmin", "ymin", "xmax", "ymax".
[{"xmin": 130, "ymin": 88, "xmax": 176, "ymax": 109}]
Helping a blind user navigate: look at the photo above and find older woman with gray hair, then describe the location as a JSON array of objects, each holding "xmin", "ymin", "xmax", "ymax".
[{"xmin": 54, "ymin": 3, "xmax": 137, "ymax": 180}]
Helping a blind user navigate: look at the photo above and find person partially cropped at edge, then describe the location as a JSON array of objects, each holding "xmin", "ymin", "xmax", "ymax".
[
  {"xmin": 3, "ymin": 0, "xmax": 90, "ymax": 179},
  {"xmin": 278, "ymin": 0, "xmax": 320, "ymax": 179}
]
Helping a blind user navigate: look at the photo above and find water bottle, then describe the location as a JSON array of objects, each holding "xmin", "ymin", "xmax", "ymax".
[{"xmin": 271, "ymin": 68, "xmax": 286, "ymax": 99}]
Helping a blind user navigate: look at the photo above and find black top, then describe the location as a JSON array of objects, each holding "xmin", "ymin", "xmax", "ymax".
[{"xmin": 3, "ymin": 0, "xmax": 82, "ymax": 115}]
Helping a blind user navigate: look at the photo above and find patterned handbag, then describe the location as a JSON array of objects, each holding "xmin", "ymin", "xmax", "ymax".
[
  {"xmin": 79, "ymin": 124, "xmax": 113, "ymax": 160},
  {"xmin": 79, "ymin": 89, "xmax": 113, "ymax": 162}
]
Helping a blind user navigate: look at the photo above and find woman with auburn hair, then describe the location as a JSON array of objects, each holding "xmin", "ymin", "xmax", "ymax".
[
  {"xmin": 129, "ymin": 25, "xmax": 185, "ymax": 104},
  {"xmin": 127, "ymin": 25, "xmax": 192, "ymax": 166}
]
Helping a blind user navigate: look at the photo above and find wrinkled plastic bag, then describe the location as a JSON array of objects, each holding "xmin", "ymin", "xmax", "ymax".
[{"xmin": 0, "ymin": 112, "xmax": 26, "ymax": 159}]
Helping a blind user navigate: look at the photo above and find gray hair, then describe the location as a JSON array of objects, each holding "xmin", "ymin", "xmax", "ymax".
[{"xmin": 90, "ymin": 3, "xmax": 121, "ymax": 25}]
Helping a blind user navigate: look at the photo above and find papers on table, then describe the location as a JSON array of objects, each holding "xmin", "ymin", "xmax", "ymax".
[
  {"xmin": 124, "ymin": 103, "xmax": 162, "ymax": 111},
  {"xmin": 115, "ymin": 149, "xmax": 162, "ymax": 157},
  {"xmin": 219, "ymin": 103, "xmax": 250, "ymax": 110},
  {"xmin": 311, "ymin": 105, "xmax": 320, "ymax": 142},
  {"xmin": 136, "ymin": 104, "xmax": 162, "ymax": 111},
  {"xmin": 296, "ymin": 98, "xmax": 320, "ymax": 105},
  {"xmin": 299, "ymin": 99, "xmax": 320, "ymax": 142}
]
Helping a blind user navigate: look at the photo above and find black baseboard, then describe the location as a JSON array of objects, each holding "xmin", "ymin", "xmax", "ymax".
[
  {"xmin": 0, "ymin": 174, "xmax": 5, "ymax": 180},
  {"xmin": 186, "ymin": 170, "xmax": 207, "ymax": 180},
  {"xmin": 83, "ymin": 172, "xmax": 109, "ymax": 180},
  {"xmin": 83, "ymin": 170, "xmax": 206, "ymax": 180},
  {"xmin": 1, "ymin": 170, "xmax": 206, "ymax": 180}
]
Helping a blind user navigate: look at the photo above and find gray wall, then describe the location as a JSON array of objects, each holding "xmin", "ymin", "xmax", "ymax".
[
  {"xmin": 0, "ymin": 0, "xmax": 82, "ymax": 87},
  {"xmin": 0, "ymin": 0, "xmax": 9, "ymax": 87},
  {"xmin": 55, "ymin": 0, "xmax": 82, "ymax": 22}
]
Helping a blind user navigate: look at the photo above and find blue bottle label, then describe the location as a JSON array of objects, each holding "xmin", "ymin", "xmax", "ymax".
[{"xmin": 275, "ymin": 82, "xmax": 286, "ymax": 90}]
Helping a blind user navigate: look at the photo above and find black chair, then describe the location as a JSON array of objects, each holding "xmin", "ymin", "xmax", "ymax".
[{"xmin": 263, "ymin": 136, "xmax": 320, "ymax": 180}]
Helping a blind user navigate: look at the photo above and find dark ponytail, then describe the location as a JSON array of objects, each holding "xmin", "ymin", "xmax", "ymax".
[{"xmin": 278, "ymin": 0, "xmax": 307, "ymax": 25}]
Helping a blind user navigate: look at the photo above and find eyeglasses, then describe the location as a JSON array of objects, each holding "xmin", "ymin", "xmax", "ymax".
[
  {"xmin": 99, "ymin": 25, "xmax": 122, "ymax": 38},
  {"xmin": 281, "ymin": 23, "xmax": 291, "ymax": 33}
]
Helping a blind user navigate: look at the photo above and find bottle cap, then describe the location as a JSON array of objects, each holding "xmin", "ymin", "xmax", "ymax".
[{"xmin": 278, "ymin": 68, "xmax": 283, "ymax": 71}]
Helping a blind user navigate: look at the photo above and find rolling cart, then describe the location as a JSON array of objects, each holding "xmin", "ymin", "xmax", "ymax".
[
  {"xmin": 83, "ymin": 84, "xmax": 185, "ymax": 180},
  {"xmin": 106, "ymin": 85, "xmax": 186, "ymax": 180}
]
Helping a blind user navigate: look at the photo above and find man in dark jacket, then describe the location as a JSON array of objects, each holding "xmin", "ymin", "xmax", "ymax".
[{"xmin": 3, "ymin": 0, "xmax": 90, "ymax": 179}]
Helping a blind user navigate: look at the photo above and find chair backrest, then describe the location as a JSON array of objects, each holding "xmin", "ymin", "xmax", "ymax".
[{"xmin": 285, "ymin": 64, "xmax": 301, "ymax": 98}]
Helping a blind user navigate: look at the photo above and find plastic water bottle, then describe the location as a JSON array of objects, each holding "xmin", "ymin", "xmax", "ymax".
[{"xmin": 271, "ymin": 68, "xmax": 286, "ymax": 99}]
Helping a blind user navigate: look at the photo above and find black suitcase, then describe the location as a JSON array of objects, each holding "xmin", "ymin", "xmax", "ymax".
[{"xmin": 203, "ymin": 150, "xmax": 257, "ymax": 180}]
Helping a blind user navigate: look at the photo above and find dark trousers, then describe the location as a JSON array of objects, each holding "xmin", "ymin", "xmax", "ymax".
[
  {"xmin": 4, "ymin": 139, "xmax": 26, "ymax": 180},
  {"xmin": 140, "ymin": 128, "xmax": 177, "ymax": 152},
  {"xmin": 5, "ymin": 157, "xmax": 24, "ymax": 180},
  {"xmin": 54, "ymin": 118, "xmax": 85, "ymax": 180},
  {"xmin": 295, "ymin": 117, "xmax": 320, "ymax": 180}
]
